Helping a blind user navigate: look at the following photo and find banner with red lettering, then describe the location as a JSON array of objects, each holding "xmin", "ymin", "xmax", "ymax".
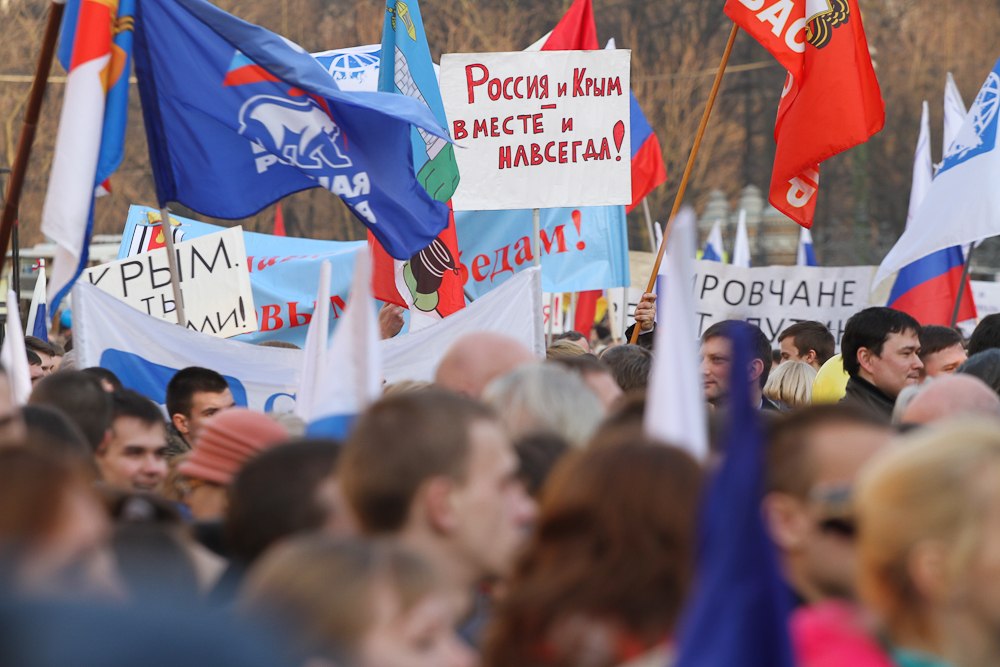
[{"xmin": 440, "ymin": 49, "xmax": 631, "ymax": 210}]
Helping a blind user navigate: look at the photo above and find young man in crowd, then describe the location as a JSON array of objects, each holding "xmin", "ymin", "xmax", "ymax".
[
  {"xmin": 917, "ymin": 325, "xmax": 967, "ymax": 378},
  {"xmin": 24, "ymin": 336, "xmax": 58, "ymax": 377},
  {"xmin": 763, "ymin": 405, "xmax": 893, "ymax": 605},
  {"xmin": 165, "ymin": 367, "xmax": 236, "ymax": 457},
  {"xmin": 29, "ymin": 371, "xmax": 112, "ymax": 452},
  {"xmin": 95, "ymin": 390, "xmax": 170, "ymax": 494},
  {"xmin": 700, "ymin": 319, "xmax": 777, "ymax": 410},
  {"xmin": 777, "ymin": 321, "xmax": 836, "ymax": 371},
  {"xmin": 839, "ymin": 307, "xmax": 923, "ymax": 421},
  {"xmin": 339, "ymin": 389, "xmax": 536, "ymax": 638}
]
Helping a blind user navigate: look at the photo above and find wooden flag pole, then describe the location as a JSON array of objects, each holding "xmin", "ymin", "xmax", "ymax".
[
  {"xmin": 950, "ymin": 244, "xmax": 975, "ymax": 328},
  {"xmin": 0, "ymin": 0, "xmax": 67, "ymax": 278},
  {"xmin": 629, "ymin": 24, "xmax": 739, "ymax": 344},
  {"xmin": 158, "ymin": 208, "xmax": 188, "ymax": 327}
]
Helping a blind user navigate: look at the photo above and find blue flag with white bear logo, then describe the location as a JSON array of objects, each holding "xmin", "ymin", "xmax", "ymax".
[{"xmin": 133, "ymin": 0, "xmax": 450, "ymax": 260}]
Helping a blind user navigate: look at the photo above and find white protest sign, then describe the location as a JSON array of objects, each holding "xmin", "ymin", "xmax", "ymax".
[
  {"xmin": 972, "ymin": 280, "xmax": 1000, "ymax": 318},
  {"xmin": 440, "ymin": 50, "xmax": 631, "ymax": 210},
  {"xmin": 83, "ymin": 227, "xmax": 257, "ymax": 338},
  {"xmin": 692, "ymin": 261, "xmax": 876, "ymax": 347}
]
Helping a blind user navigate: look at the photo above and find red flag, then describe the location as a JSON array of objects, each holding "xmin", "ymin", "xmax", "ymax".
[
  {"xmin": 574, "ymin": 290, "xmax": 601, "ymax": 338},
  {"xmin": 273, "ymin": 202, "xmax": 286, "ymax": 237},
  {"xmin": 724, "ymin": 0, "xmax": 884, "ymax": 228},
  {"xmin": 541, "ymin": 0, "xmax": 598, "ymax": 51}
]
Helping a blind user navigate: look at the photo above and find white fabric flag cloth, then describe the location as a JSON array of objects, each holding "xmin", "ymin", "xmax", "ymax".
[
  {"xmin": 302, "ymin": 253, "xmax": 382, "ymax": 436},
  {"xmin": 732, "ymin": 209, "xmax": 751, "ymax": 268},
  {"xmin": 295, "ymin": 260, "xmax": 332, "ymax": 421},
  {"xmin": 943, "ymin": 72, "xmax": 968, "ymax": 157},
  {"xmin": 74, "ymin": 281, "xmax": 303, "ymax": 413},
  {"xmin": 906, "ymin": 101, "xmax": 934, "ymax": 231},
  {"xmin": 796, "ymin": 227, "xmax": 816, "ymax": 266},
  {"xmin": 382, "ymin": 267, "xmax": 544, "ymax": 384},
  {"xmin": 702, "ymin": 220, "xmax": 725, "ymax": 262},
  {"xmin": 875, "ymin": 59, "xmax": 1000, "ymax": 287},
  {"xmin": 26, "ymin": 259, "xmax": 48, "ymax": 340},
  {"xmin": 1, "ymin": 290, "xmax": 33, "ymax": 405},
  {"xmin": 644, "ymin": 208, "xmax": 708, "ymax": 460}
]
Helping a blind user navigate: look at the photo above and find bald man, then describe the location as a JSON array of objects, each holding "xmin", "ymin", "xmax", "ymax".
[
  {"xmin": 434, "ymin": 332, "xmax": 537, "ymax": 398},
  {"xmin": 899, "ymin": 375, "xmax": 1000, "ymax": 426}
]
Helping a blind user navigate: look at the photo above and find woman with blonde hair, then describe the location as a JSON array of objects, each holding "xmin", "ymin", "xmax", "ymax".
[
  {"xmin": 764, "ymin": 360, "xmax": 817, "ymax": 410},
  {"xmin": 856, "ymin": 418, "xmax": 1000, "ymax": 667},
  {"xmin": 240, "ymin": 536, "xmax": 472, "ymax": 667}
]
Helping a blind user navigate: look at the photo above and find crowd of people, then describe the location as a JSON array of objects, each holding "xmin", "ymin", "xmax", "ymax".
[{"xmin": 4, "ymin": 295, "xmax": 1000, "ymax": 667}]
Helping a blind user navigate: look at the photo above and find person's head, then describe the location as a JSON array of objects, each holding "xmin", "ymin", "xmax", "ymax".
[
  {"xmin": 226, "ymin": 439, "xmax": 346, "ymax": 566},
  {"xmin": 598, "ymin": 343, "xmax": 652, "ymax": 392},
  {"xmin": 241, "ymin": 536, "xmax": 473, "ymax": 667},
  {"xmin": 484, "ymin": 443, "xmax": 703, "ymax": 667},
  {"xmin": 95, "ymin": 390, "xmax": 168, "ymax": 494},
  {"xmin": 700, "ymin": 320, "xmax": 772, "ymax": 406},
  {"xmin": 0, "ymin": 448, "xmax": 119, "ymax": 600},
  {"xmin": 0, "ymin": 365, "xmax": 26, "ymax": 446},
  {"xmin": 82, "ymin": 367, "xmax": 123, "ymax": 393},
  {"xmin": 165, "ymin": 367, "xmax": 235, "ymax": 446},
  {"xmin": 340, "ymin": 389, "xmax": 535, "ymax": 590},
  {"xmin": 554, "ymin": 330, "xmax": 590, "ymax": 353},
  {"xmin": 857, "ymin": 419, "xmax": 1000, "ymax": 661},
  {"xmin": 898, "ymin": 375, "xmax": 1000, "ymax": 426},
  {"xmin": 549, "ymin": 354, "xmax": 623, "ymax": 409},
  {"xmin": 778, "ymin": 321, "xmax": 836, "ymax": 371},
  {"xmin": 841, "ymin": 307, "xmax": 922, "ymax": 398},
  {"xmin": 29, "ymin": 371, "xmax": 112, "ymax": 452},
  {"xmin": 959, "ymin": 349, "xmax": 1000, "ymax": 396},
  {"xmin": 27, "ymin": 350, "xmax": 44, "ymax": 385},
  {"xmin": 434, "ymin": 333, "xmax": 536, "ymax": 398},
  {"xmin": 22, "ymin": 405, "xmax": 90, "ymax": 465},
  {"xmin": 968, "ymin": 314, "xmax": 1000, "ymax": 357},
  {"xmin": 24, "ymin": 336, "xmax": 57, "ymax": 376},
  {"xmin": 764, "ymin": 404, "xmax": 893, "ymax": 604},
  {"xmin": 918, "ymin": 325, "xmax": 966, "ymax": 378},
  {"xmin": 763, "ymin": 360, "xmax": 817, "ymax": 410},
  {"xmin": 513, "ymin": 432, "xmax": 571, "ymax": 499},
  {"xmin": 483, "ymin": 363, "xmax": 604, "ymax": 448},
  {"xmin": 177, "ymin": 409, "xmax": 289, "ymax": 521},
  {"xmin": 545, "ymin": 339, "xmax": 587, "ymax": 360}
]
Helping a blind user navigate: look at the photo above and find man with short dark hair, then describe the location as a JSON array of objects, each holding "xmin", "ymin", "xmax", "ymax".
[
  {"xmin": 27, "ymin": 350, "xmax": 44, "ymax": 385},
  {"xmin": 28, "ymin": 370, "xmax": 112, "ymax": 451},
  {"xmin": 165, "ymin": 367, "xmax": 235, "ymax": 455},
  {"xmin": 839, "ymin": 307, "xmax": 922, "ymax": 421},
  {"xmin": 968, "ymin": 313, "xmax": 1000, "ymax": 357},
  {"xmin": 598, "ymin": 344, "xmax": 651, "ymax": 393},
  {"xmin": 700, "ymin": 319, "xmax": 776, "ymax": 410},
  {"xmin": 96, "ymin": 390, "xmax": 169, "ymax": 493},
  {"xmin": 764, "ymin": 405, "xmax": 892, "ymax": 604},
  {"xmin": 24, "ymin": 336, "xmax": 56, "ymax": 377},
  {"xmin": 778, "ymin": 321, "xmax": 836, "ymax": 371},
  {"xmin": 340, "ymin": 388, "xmax": 535, "ymax": 610},
  {"xmin": 918, "ymin": 325, "xmax": 966, "ymax": 378}
]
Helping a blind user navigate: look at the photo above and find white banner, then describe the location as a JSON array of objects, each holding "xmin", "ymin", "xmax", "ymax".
[
  {"xmin": 692, "ymin": 261, "xmax": 876, "ymax": 347},
  {"xmin": 440, "ymin": 50, "xmax": 631, "ymax": 210},
  {"xmin": 383, "ymin": 268, "xmax": 544, "ymax": 383},
  {"xmin": 82, "ymin": 227, "xmax": 257, "ymax": 338},
  {"xmin": 972, "ymin": 280, "xmax": 1000, "ymax": 318},
  {"xmin": 75, "ymin": 267, "xmax": 545, "ymax": 410}
]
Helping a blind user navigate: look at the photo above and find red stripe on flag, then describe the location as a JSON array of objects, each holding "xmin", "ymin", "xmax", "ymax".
[
  {"xmin": 626, "ymin": 133, "xmax": 667, "ymax": 213},
  {"xmin": 888, "ymin": 265, "xmax": 977, "ymax": 326},
  {"xmin": 69, "ymin": 0, "xmax": 114, "ymax": 69},
  {"xmin": 541, "ymin": 0, "xmax": 598, "ymax": 51},
  {"xmin": 222, "ymin": 64, "xmax": 280, "ymax": 87},
  {"xmin": 574, "ymin": 290, "xmax": 602, "ymax": 339}
]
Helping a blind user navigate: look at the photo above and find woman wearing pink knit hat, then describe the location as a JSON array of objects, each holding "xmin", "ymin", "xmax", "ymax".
[{"xmin": 178, "ymin": 408, "xmax": 288, "ymax": 521}]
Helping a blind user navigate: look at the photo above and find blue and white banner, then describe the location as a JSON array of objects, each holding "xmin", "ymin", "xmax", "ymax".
[{"xmin": 456, "ymin": 205, "xmax": 629, "ymax": 297}]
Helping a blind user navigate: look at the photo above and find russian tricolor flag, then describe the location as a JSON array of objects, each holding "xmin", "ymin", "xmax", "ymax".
[
  {"xmin": 701, "ymin": 220, "xmax": 724, "ymax": 262},
  {"xmin": 886, "ymin": 101, "xmax": 975, "ymax": 325}
]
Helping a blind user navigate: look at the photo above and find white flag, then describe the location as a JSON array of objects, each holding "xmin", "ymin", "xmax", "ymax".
[
  {"xmin": 905, "ymin": 101, "xmax": 934, "ymax": 231},
  {"xmin": 943, "ymin": 72, "xmax": 967, "ymax": 158},
  {"xmin": 732, "ymin": 209, "xmax": 751, "ymax": 268},
  {"xmin": 304, "ymin": 253, "xmax": 382, "ymax": 436},
  {"xmin": 702, "ymin": 220, "xmax": 725, "ymax": 262},
  {"xmin": 644, "ymin": 208, "xmax": 708, "ymax": 460},
  {"xmin": 294, "ymin": 261, "xmax": 332, "ymax": 421},
  {"xmin": 875, "ymin": 59, "xmax": 1000, "ymax": 287},
  {"xmin": 1, "ymin": 290, "xmax": 34, "ymax": 405}
]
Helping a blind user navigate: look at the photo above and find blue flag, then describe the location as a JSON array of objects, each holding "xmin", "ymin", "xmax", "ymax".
[
  {"xmin": 132, "ymin": 0, "xmax": 451, "ymax": 260},
  {"xmin": 674, "ymin": 324, "xmax": 795, "ymax": 667}
]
